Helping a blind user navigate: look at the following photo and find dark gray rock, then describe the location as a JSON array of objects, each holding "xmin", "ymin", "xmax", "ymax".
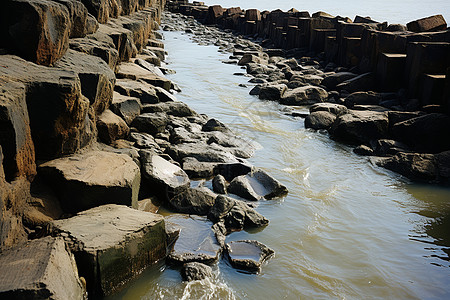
[
  {"xmin": 131, "ymin": 112, "xmax": 168, "ymax": 135},
  {"xmin": 212, "ymin": 175, "xmax": 227, "ymax": 194},
  {"xmin": 258, "ymin": 84, "xmax": 287, "ymax": 101},
  {"xmin": 376, "ymin": 152, "xmax": 438, "ymax": 181},
  {"xmin": 280, "ymin": 85, "xmax": 328, "ymax": 105},
  {"xmin": 130, "ymin": 132, "xmax": 161, "ymax": 150},
  {"xmin": 305, "ymin": 111, "xmax": 336, "ymax": 130},
  {"xmin": 110, "ymin": 92, "xmax": 142, "ymax": 125},
  {"xmin": 344, "ymin": 91, "xmax": 381, "ymax": 108},
  {"xmin": 228, "ymin": 175, "xmax": 262, "ymax": 201},
  {"xmin": 226, "ymin": 240, "xmax": 275, "ymax": 272},
  {"xmin": 353, "ymin": 145, "xmax": 374, "ymax": 156},
  {"xmin": 336, "ymin": 72, "xmax": 375, "ymax": 93},
  {"xmin": 214, "ymin": 163, "xmax": 253, "ymax": 181},
  {"xmin": 167, "ymin": 143, "xmax": 239, "ymax": 164},
  {"xmin": 181, "ymin": 262, "xmax": 213, "ymax": 281},
  {"xmin": 309, "ymin": 103, "xmax": 348, "ymax": 116},
  {"xmin": 115, "ymin": 79, "xmax": 159, "ymax": 104},
  {"xmin": 182, "ymin": 157, "xmax": 217, "ymax": 179},
  {"xmin": 169, "ymin": 187, "xmax": 216, "ymax": 215},
  {"xmin": 202, "ymin": 118, "xmax": 229, "ymax": 132},
  {"xmin": 321, "ymin": 72, "xmax": 357, "ymax": 90},
  {"xmin": 141, "ymin": 102, "xmax": 198, "ymax": 117}
]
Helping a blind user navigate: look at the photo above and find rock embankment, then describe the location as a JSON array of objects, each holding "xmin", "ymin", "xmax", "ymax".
[
  {"xmin": 166, "ymin": 1, "xmax": 450, "ymax": 185},
  {"xmin": 0, "ymin": 0, "xmax": 286, "ymax": 297}
]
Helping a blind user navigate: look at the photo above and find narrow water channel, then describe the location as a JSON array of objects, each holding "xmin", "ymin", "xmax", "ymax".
[{"xmin": 109, "ymin": 30, "xmax": 450, "ymax": 299}]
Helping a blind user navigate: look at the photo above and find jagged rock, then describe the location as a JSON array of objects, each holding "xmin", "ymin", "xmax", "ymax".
[
  {"xmin": 115, "ymin": 79, "xmax": 159, "ymax": 104},
  {"xmin": 280, "ymin": 85, "xmax": 328, "ymax": 105},
  {"xmin": 344, "ymin": 91, "xmax": 381, "ymax": 108},
  {"xmin": 155, "ymin": 87, "xmax": 177, "ymax": 102},
  {"xmin": 117, "ymin": 62, "xmax": 171, "ymax": 91},
  {"xmin": 169, "ymin": 187, "xmax": 216, "ymax": 215},
  {"xmin": 96, "ymin": 23, "xmax": 136, "ymax": 62},
  {"xmin": 142, "ymin": 102, "xmax": 198, "ymax": 117},
  {"xmin": 0, "ymin": 79, "xmax": 36, "ymax": 182},
  {"xmin": 85, "ymin": 13, "xmax": 99, "ymax": 34},
  {"xmin": 376, "ymin": 152, "xmax": 438, "ymax": 181},
  {"xmin": 129, "ymin": 132, "xmax": 160, "ymax": 151},
  {"xmin": 292, "ymin": 74, "xmax": 323, "ymax": 86},
  {"xmin": 406, "ymin": 15, "xmax": 447, "ymax": 32},
  {"xmin": 228, "ymin": 169, "xmax": 288, "ymax": 200},
  {"xmin": 330, "ymin": 110, "xmax": 389, "ymax": 144},
  {"xmin": 135, "ymin": 58, "xmax": 165, "ymax": 77},
  {"xmin": 202, "ymin": 118, "xmax": 229, "ymax": 132},
  {"xmin": 238, "ymin": 54, "xmax": 265, "ymax": 66},
  {"xmin": 391, "ymin": 113, "xmax": 450, "ymax": 153},
  {"xmin": 51, "ymin": 204, "xmax": 166, "ymax": 297},
  {"xmin": 258, "ymin": 84, "xmax": 287, "ymax": 101},
  {"xmin": 181, "ymin": 262, "xmax": 213, "ymax": 281},
  {"xmin": 212, "ymin": 175, "xmax": 227, "ymax": 194},
  {"xmin": 167, "ymin": 215, "xmax": 221, "ymax": 265},
  {"xmin": 54, "ymin": 0, "xmax": 89, "ymax": 38},
  {"xmin": 353, "ymin": 145, "xmax": 374, "ymax": 156},
  {"xmin": 96, "ymin": 109, "xmax": 129, "ymax": 144},
  {"xmin": 131, "ymin": 112, "xmax": 168, "ymax": 135},
  {"xmin": 39, "ymin": 151, "xmax": 140, "ymax": 213},
  {"xmin": 309, "ymin": 103, "xmax": 348, "ymax": 116},
  {"xmin": 214, "ymin": 162, "xmax": 253, "ymax": 181},
  {"xmin": 0, "ymin": 55, "xmax": 95, "ymax": 160},
  {"xmin": 226, "ymin": 240, "xmax": 274, "ymax": 272},
  {"xmin": 336, "ymin": 72, "xmax": 375, "ymax": 93},
  {"xmin": 321, "ymin": 72, "xmax": 357, "ymax": 90},
  {"xmin": 55, "ymin": 49, "xmax": 115, "ymax": 114},
  {"xmin": 139, "ymin": 150, "xmax": 190, "ymax": 199},
  {"xmin": 79, "ymin": 0, "xmax": 110, "ymax": 23},
  {"xmin": 372, "ymin": 139, "xmax": 409, "ymax": 156},
  {"xmin": 228, "ymin": 175, "xmax": 261, "ymax": 201},
  {"xmin": 110, "ymin": 92, "xmax": 142, "ymax": 125},
  {"xmin": 2, "ymin": 0, "xmax": 70, "ymax": 66},
  {"xmin": 305, "ymin": 111, "xmax": 336, "ymax": 130},
  {"xmin": 0, "ymin": 236, "xmax": 85, "ymax": 299},
  {"xmin": 167, "ymin": 143, "xmax": 239, "ymax": 164},
  {"xmin": 69, "ymin": 37, "xmax": 119, "ymax": 71},
  {"xmin": 146, "ymin": 46, "xmax": 167, "ymax": 61},
  {"xmin": 182, "ymin": 157, "xmax": 217, "ymax": 178},
  {"xmin": 165, "ymin": 221, "xmax": 181, "ymax": 248}
]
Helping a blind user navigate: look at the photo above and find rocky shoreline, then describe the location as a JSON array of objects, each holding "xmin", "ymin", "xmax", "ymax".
[
  {"xmin": 166, "ymin": 1, "xmax": 450, "ymax": 185},
  {"xmin": 0, "ymin": 0, "xmax": 287, "ymax": 298}
]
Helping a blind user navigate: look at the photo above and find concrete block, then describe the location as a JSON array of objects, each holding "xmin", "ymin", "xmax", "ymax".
[
  {"xmin": 421, "ymin": 74, "xmax": 446, "ymax": 106},
  {"xmin": 376, "ymin": 53, "xmax": 407, "ymax": 92},
  {"xmin": 407, "ymin": 14, "xmax": 447, "ymax": 33},
  {"xmin": 51, "ymin": 204, "xmax": 166, "ymax": 297},
  {"xmin": 310, "ymin": 28, "xmax": 336, "ymax": 53}
]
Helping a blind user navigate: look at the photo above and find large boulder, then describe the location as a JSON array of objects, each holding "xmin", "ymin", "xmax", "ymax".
[
  {"xmin": 0, "ymin": 79, "xmax": 36, "ymax": 182},
  {"xmin": 0, "ymin": 55, "xmax": 95, "ymax": 160},
  {"xmin": 0, "ymin": 236, "xmax": 85, "ymax": 299},
  {"xmin": 96, "ymin": 109, "xmax": 130, "ymax": 144},
  {"xmin": 228, "ymin": 169, "xmax": 288, "ymax": 200},
  {"xmin": 305, "ymin": 111, "xmax": 337, "ymax": 130},
  {"xmin": 51, "ymin": 204, "xmax": 166, "ymax": 297},
  {"xmin": 330, "ymin": 110, "xmax": 389, "ymax": 144},
  {"xmin": 117, "ymin": 63, "xmax": 171, "ymax": 91},
  {"xmin": 391, "ymin": 113, "xmax": 450, "ymax": 153},
  {"xmin": 70, "ymin": 37, "xmax": 119, "ymax": 72},
  {"xmin": 344, "ymin": 91, "xmax": 381, "ymax": 108},
  {"xmin": 39, "ymin": 151, "xmax": 140, "ymax": 213},
  {"xmin": 226, "ymin": 240, "xmax": 274, "ymax": 272},
  {"xmin": 110, "ymin": 92, "xmax": 142, "ymax": 125},
  {"xmin": 79, "ymin": 0, "xmax": 110, "ymax": 23},
  {"xmin": 115, "ymin": 79, "xmax": 159, "ymax": 104},
  {"xmin": 258, "ymin": 84, "xmax": 288, "ymax": 101},
  {"xmin": 309, "ymin": 103, "xmax": 348, "ymax": 116},
  {"xmin": 406, "ymin": 15, "xmax": 447, "ymax": 32},
  {"xmin": 321, "ymin": 72, "xmax": 358, "ymax": 90},
  {"xmin": 280, "ymin": 85, "xmax": 328, "ymax": 105},
  {"xmin": 168, "ymin": 187, "xmax": 216, "ymax": 215},
  {"xmin": 55, "ymin": 49, "xmax": 116, "ymax": 115},
  {"xmin": 181, "ymin": 262, "xmax": 213, "ymax": 281},
  {"xmin": 54, "ymin": 0, "xmax": 89, "ymax": 38},
  {"xmin": 336, "ymin": 72, "xmax": 375, "ymax": 93},
  {"xmin": 376, "ymin": 152, "xmax": 438, "ymax": 181},
  {"xmin": 1, "ymin": 0, "xmax": 70, "ymax": 66},
  {"xmin": 131, "ymin": 112, "xmax": 168, "ymax": 135},
  {"xmin": 167, "ymin": 143, "xmax": 239, "ymax": 164}
]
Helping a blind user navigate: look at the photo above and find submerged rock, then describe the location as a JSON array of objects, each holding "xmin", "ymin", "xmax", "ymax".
[
  {"xmin": 181, "ymin": 262, "xmax": 214, "ymax": 281},
  {"xmin": 169, "ymin": 187, "xmax": 216, "ymax": 215},
  {"xmin": 226, "ymin": 240, "xmax": 275, "ymax": 272},
  {"xmin": 228, "ymin": 169, "xmax": 288, "ymax": 200}
]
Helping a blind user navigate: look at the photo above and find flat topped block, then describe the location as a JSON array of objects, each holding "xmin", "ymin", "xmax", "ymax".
[
  {"xmin": 0, "ymin": 236, "xmax": 85, "ymax": 299},
  {"xmin": 376, "ymin": 53, "xmax": 407, "ymax": 92},
  {"xmin": 52, "ymin": 204, "xmax": 166, "ymax": 297}
]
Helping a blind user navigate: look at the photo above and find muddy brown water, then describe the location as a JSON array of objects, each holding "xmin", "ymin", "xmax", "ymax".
[{"xmin": 106, "ymin": 31, "xmax": 450, "ymax": 300}]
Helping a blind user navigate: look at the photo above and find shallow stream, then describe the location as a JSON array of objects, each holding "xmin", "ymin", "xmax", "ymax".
[{"xmin": 108, "ymin": 30, "xmax": 450, "ymax": 300}]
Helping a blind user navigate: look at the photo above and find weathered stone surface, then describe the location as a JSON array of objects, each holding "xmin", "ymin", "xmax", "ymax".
[
  {"xmin": 280, "ymin": 85, "xmax": 328, "ymax": 105},
  {"xmin": 96, "ymin": 109, "xmax": 130, "ymax": 144},
  {"xmin": 0, "ymin": 79, "xmax": 36, "ymax": 182},
  {"xmin": 407, "ymin": 15, "xmax": 447, "ymax": 33},
  {"xmin": 142, "ymin": 102, "xmax": 198, "ymax": 117},
  {"xmin": 391, "ymin": 113, "xmax": 450, "ymax": 153},
  {"xmin": 39, "ymin": 151, "xmax": 140, "ymax": 213},
  {"xmin": 0, "ymin": 55, "xmax": 95, "ymax": 160},
  {"xmin": 202, "ymin": 118, "xmax": 228, "ymax": 132},
  {"xmin": 214, "ymin": 162, "xmax": 253, "ymax": 182},
  {"xmin": 70, "ymin": 37, "xmax": 119, "ymax": 72},
  {"xmin": 309, "ymin": 103, "xmax": 348, "ymax": 116},
  {"xmin": 376, "ymin": 152, "xmax": 438, "ymax": 181},
  {"xmin": 181, "ymin": 262, "xmax": 213, "ymax": 281},
  {"xmin": 95, "ymin": 23, "xmax": 136, "ymax": 62},
  {"xmin": 305, "ymin": 111, "xmax": 336, "ymax": 130},
  {"xmin": 131, "ymin": 112, "xmax": 168, "ymax": 135},
  {"xmin": 167, "ymin": 215, "xmax": 221, "ymax": 265},
  {"xmin": 353, "ymin": 144, "xmax": 374, "ymax": 156},
  {"xmin": 0, "ymin": 236, "xmax": 85, "ymax": 299},
  {"xmin": 54, "ymin": 0, "xmax": 89, "ymax": 38},
  {"xmin": 321, "ymin": 72, "xmax": 357, "ymax": 90},
  {"xmin": 110, "ymin": 92, "xmax": 142, "ymax": 125},
  {"xmin": 228, "ymin": 175, "xmax": 261, "ymax": 201},
  {"xmin": 167, "ymin": 143, "xmax": 239, "ymax": 164},
  {"xmin": 130, "ymin": 132, "xmax": 161, "ymax": 151},
  {"xmin": 330, "ymin": 110, "xmax": 389, "ymax": 144},
  {"xmin": 2, "ymin": 0, "xmax": 70, "ymax": 66},
  {"xmin": 169, "ymin": 187, "xmax": 216, "ymax": 215},
  {"xmin": 118, "ymin": 63, "xmax": 171, "ymax": 91},
  {"xmin": 51, "ymin": 204, "xmax": 166, "ymax": 297},
  {"xmin": 372, "ymin": 139, "xmax": 409, "ymax": 156},
  {"xmin": 79, "ymin": 0, "xmax": 110, "ymax": 23},
  {"xmin": 344, "ymin": 91, "xmax": 381, "ymax": 108},
  {"xmin": 226, "ymin": 240, "xmax": 274, "ymax": 272},
  {"xmin": 140, "ymin": 150, "xmax": 190, "ymax": 198},
  {"xmin": 212, "ymin": 174, "xmax": 227, "ymax": 194},
  {"xmin": 182, "ymin": 157, "xmax": 217, "ymax": 178},
  {"xmin": 86, "ymin": 13, "xmax": 99, "ymax": 34},
  {"xmin": 115, "ymin": 79, "xmax": 159, "ymax": 104},
  {"xmin": 55, "ymin": 49, "xmax": 116, "ymax": 114},
  {"xmin": 259, "ymin": 84, "xmax": 288, "ymax": 101},
  {"xmin": 135, "ymin": 58, "xmax": 165, "ymax": 77},
  {"xmin": 336, "ymin": 72, "xmax": 375, "ymax": 93}
]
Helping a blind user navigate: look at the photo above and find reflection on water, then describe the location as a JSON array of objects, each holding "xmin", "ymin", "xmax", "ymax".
[{"xmin": 108, "ymin": 31, "xmax": 450, "ymax": 299}]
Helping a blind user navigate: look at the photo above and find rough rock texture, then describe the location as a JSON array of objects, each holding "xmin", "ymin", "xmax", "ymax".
[
  {"xmin": 54, "ymin": 0, "xmax": 89, "ymax": 38},
  {"xmin": 280, "ymin": 85, "xmax": 328, "ymax": 105},
  {"xmin": 115, "ymin": 79, "xmax": 159, "ymax": 104},
  {"xmin": 0, "ymin": 79, "xmax": 36, "ymax": 182},
  {"xmin": 376, "ymin": 152, "xmax": 438, "ymax": 181},
  {"xmin": 51, "ymin": 204, "xmax": 166, "ymax": 297},
  {"xmin": 69, "ymin": 37, "xmax": 119, "ymax": 72},
  {"xmin": 310, "ymin": 103, "xmax": 348, "ymax": 116},
  {"xmin": 212, "ymin": 174, "xmax": 227, "ymax": 194},
  {"xmin": 96, "ymin": 109, "xmax": 130, "ymax": 144},
  {"xmin": 131, "ymin": 112, "xmax": 168, "ymax": 135},
  {"xmin": 168, "ymin": 143, "xmax": 239, "ymax": 164},
  {"xmin": 214, "ymin": 163, "xmax": 253, "ymax": 182},
  {"xmin": 182, "ymin": 157, "xmax": 217, "ymax": 178},
  {"xmin": 305, "ymin": 111, "xmax": 337, "ymax": 130},
  {"xmin": 117, "ymin": 63, "xmax": 171, "ymax": 91},
  {"xmin": 181, "ymin": 262, "xmax": 213, "ymax": 281},
  {"xmin": 1, "ymin": 0, "xmax": 70, "ymax": 66},
  {"xmin": 226, "ymin": 240, "xmax": 275, "ymax": 272},
  {"xmin": 406, "ymin": 15, "xmax": 447, "ymax": 33},
  {"xmin": 169, "ymin": 187, "xmax": 216, "ymax": 215},
  {"xmin": 39, "ymin": 151, "xmax": 140, "ymax": 213},
  {"xmin": 0, "ymin": 236, "xmax": 85, "ymax": 299},
  {"xmin": 110, "ymin": 92, "xmax": 142, "ymax": 125},
  {"xmin": 258, "ymin": 84, "xmax": 287, "ymax": 100},
  {"xmin": 228, "ymin": 169, "xmax": 288, "ymax": 200}
]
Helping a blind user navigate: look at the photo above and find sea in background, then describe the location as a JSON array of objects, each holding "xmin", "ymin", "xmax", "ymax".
[{"xmin": 202, "ymin": 0, "xmax": 450, "ymax": 26}]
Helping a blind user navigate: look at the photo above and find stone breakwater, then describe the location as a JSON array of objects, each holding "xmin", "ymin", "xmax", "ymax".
[
  {"xmin": 167, "ymin": 1, "xmax": 450, "ymax": 184},
  {"xmin": 0, "ymin": 0, "xmax": 287, "ymax": 298}
]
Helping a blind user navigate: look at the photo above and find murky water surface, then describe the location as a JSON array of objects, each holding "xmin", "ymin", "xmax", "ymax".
[{"xmin": 108, "ymin": 31, "xmax": 450, "ymax": 299}]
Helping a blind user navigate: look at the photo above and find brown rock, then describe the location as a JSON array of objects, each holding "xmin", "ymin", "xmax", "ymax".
[
  {"xmin": 96, "ymin": 109, "xmax": 130, "ymax": 144},
  {"xmin": 407, "ymin": 15, "xmax": 447, "ymax": 33},
  {"xmin": 54, "ymin": 0, "xmax": 89, "ymax": 38},
  {"xmin": 110, "ymin": 92, "xmax": 142, "ymax": 125}
]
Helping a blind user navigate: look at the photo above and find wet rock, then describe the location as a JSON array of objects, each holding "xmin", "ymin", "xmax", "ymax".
[
  {"xmin": 228, "ymin": 175, "xmax": 262, "ymax": 201},
  {"xmin": 258, "ymin": 84, "xmax": 288, "ymax": 101},
  {"xmin": 96, "ymin": 109, "xmax": 129, "ymax": 144},
  {"xmin": 2, "ymin": 0, "xmax": 70, "ymax": 66},
  {"xmin": 55, "ymin": 49, "xmax": 115, "ymax": 114},
  {"xmin": 167, "ymin": 215, "xmax": 221, "ymax": 265},
  {"xmin": 117, "ymin": 62, "xmax": 171, "ymax": 91},
  {"xmin": 0, "ymin": 236, "xmax": 85, "ymax": 299},
  {"xmin": 372, "ymin": 139, "xmax": 409, "ymax": 156},
  {"xmin": 391, "ymin": 113, "xmax": 450, "ymax": 153},
  {"xmin": 280, "ymin": 85, "xmax": 328, "ymax": 105},
  {"xmin": 305, "ymin": 111, "xmax": 337, "ymax": 130},
  {"xmin": 0, "ymin": 79, "xmax": 36, "ymax": 182},
  {"xmin": 166, "ymin": 221, "xmax": 181, "ymax": 248},
  {"xmin": 181, "ymin": 262, "xmax": 213, "ymax": 281},
  {"xmin": 182, "ymin": 157, "xmax": 217, "ymax": 179},
  {"xmin": 169, "ymin": 187, "xmax": 216, "ymax": 215},
  {"xmin": 110, "ymin": 92, "xmax": 142, "ymax": 125},
  {"xmin": 321, "ymin": 72, "xmax": 357, "ymax": 90},
  {"xmin": 336, "ymin": 72, "xmax": 375, "ymax": 93},
  {"xmin": 212, "ymin": 175, "xmax": 227, "ymax": 194},
  {"xmin": 344, "ymin": 91, "xmax": 381, "ymax": 108},
  {"xmin": 131, "ymin": 112, "xmax": 168, "ymax": 135},
  {"xmin": 39, "ymin": 150, "xmax": 140, "ymax": 213},
  {"xmin": 139, "ymin": 150, "xmax": 190, "ymax": 198},
  {"xmin": 353, "ymin": 145, "xmax": 374, "ymax": 156},
  {"xmin": 51, "ymin": 204, "xmax": 166, "ymax": 297},
  {"xmin": 309, "ymin": 103, "xmax": 348, "ymax": 116},
  {"xmin": 226, "ymin": 240, "xmax": 275, "ymax": 272},
  {"xmin": 376, "ymin": 152, "xmax": 438, "ymax": 181},
  {"xmin": 330, "ymin": 110, "xmax": 389, "ymax": 144},
  {"xmin": 214, "ymin": 162, "xmax": 253, "ymax": 181},
  {"xmin": 115, "ymin": 79, "xmax": 159, "ymax": 104},
  {"xmin": 202, "ymin": 118, "xmax": 229, "ymax": 132},
  {"xmin": 168, "ymin": 143, "xmax": 239, "ymax": 164}
]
